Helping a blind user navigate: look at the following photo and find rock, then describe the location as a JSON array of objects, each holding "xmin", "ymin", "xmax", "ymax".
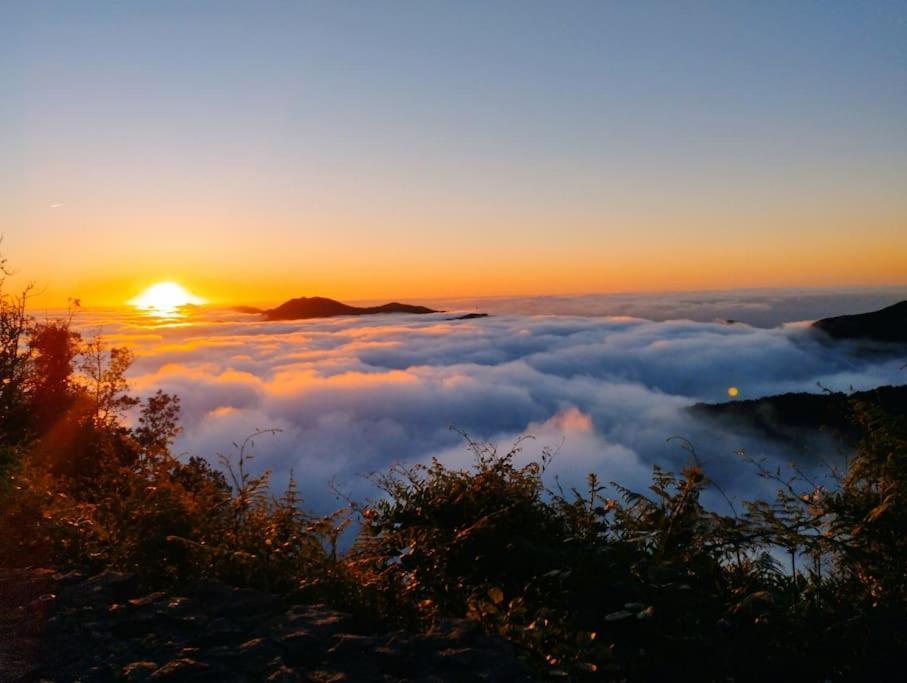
[
  {"xmin": 604, "ymin": 610, "xmax": 636, "ymax": 622},
  {"xmin": 287, "ymin": 605, "xmax": 349, "ymax": 635},
  {"xmin": 267, "ymin": 664, "xmax": 303, "ymax": 681},
  {"xmin": 52, "ymin": 569, "xmax": 88, "ymax": 587},
  {"xmin": 0, "ymin": 567, "xmax": 535, "ymax": 682},
  {"xmin": 164, "ymin": 596, "xmax": 196, "ymax": 612},
  {"xmin": 129, "ymin": 591, "xmax": 169, "ymax": 607},
  {"xmin": 328, "ymin": 633, "xmax": 376, "ymax": 655},
  {"xmin": 306, "ymin": 672, "xmax": 352, "ymax": 683},
  {"xmin": 237, "ymin": 636, "xmax": 283, "ymax": 669},
  {"xmin": 83, "ymin": 570, "xmax": 138, "ymax": 601},
  {"xmin": 122, "ymin": 660, "xmax": 159, "ymax": 681},
  {"xmin": 150, "ymin": 657, "xmax": 215, "ymax": 681},
  {"xmin": 280, "ymin": 628, "xmax": 321, "ymax": 666}
]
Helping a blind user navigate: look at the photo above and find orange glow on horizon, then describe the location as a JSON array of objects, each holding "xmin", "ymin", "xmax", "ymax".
[
  {"xmin": 127, "ymin": 282, "xmax": 206, "ymax": 318},
  {"xmin": 7, "ymin": 205, "xmax": 907, "ymax": 310}
]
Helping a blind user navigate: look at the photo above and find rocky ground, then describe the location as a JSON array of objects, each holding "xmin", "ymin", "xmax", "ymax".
[{"xmin": 0, "ymin": 568, "xmax": 533, "ymax": 682}]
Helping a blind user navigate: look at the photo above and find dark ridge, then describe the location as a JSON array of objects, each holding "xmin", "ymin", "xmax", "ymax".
[
  {"xmin": 812, "ymin": 300, "xmax": 907, "ymax": 344},
  {"xmin": 264, "ymin": 296, "xmax": 438, "ymax": 321},
  {"xmin": 690, "ymin": 384, "xmax": 907, "ymax": 446},
  {"xmin": 233, "ymin": 305, "xmax": 264, "ymax": 315},
  {"xmin": 446, "ymin": 313, "xmax": 489, "ymax": 321}
]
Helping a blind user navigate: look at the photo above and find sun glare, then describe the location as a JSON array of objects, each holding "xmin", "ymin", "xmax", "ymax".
[{"xmin": 128, "ymin": 282, "xmax": 205, "ymax": 317}]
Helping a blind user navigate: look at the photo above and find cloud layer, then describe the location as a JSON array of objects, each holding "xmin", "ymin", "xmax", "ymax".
[
  {"xmin": 75, "ymin": 304, "xmax": 906, "ymax": 511},
  {"xmin": 424, "ymin": 288, "xmax": 907, "ymax": 328}
]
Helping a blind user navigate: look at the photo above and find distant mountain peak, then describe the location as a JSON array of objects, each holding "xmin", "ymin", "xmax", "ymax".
[
  {"xmin": 263, "ymin": 296, "xmax": 438, "ymax": 321},
  {"xmin": 812, "ymin": 301, "xmax": 907, "ymax": 344}
]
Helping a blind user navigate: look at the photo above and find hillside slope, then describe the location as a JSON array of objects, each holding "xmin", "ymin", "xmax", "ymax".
[
  {"xmin": 812, "ymin": 301, "xmax": 907, "ymax": 343},
  {"xmin": 690, "ymin": 384, "xmax": 907, "ymax": 445}
]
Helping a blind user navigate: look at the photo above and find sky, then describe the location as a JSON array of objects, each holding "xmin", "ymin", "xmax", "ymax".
[{"xmin": 3, "ymin": 1, "xmax": 907, "ymax": 307}]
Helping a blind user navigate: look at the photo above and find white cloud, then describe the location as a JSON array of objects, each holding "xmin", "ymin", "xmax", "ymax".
[{"xmin": 75, "ymin": 307, "xmax": 906, "ymax": 512}]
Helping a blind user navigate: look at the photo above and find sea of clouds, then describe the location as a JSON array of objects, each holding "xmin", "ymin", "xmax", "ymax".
[
  {"xmin": 424, "ymin": 287, "xmax": 907, "ymax": 328},
  {"xmin": 71, "ymin": 289, "xmax": 906, "ymax": 513}
]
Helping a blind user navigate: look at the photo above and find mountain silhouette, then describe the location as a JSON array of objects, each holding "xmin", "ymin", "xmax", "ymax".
[
  {"xmin": 690, "ymin": 384, "xmax": 907, "ymax": 448},
  {"xmin": 233, "ymin": 305, "xmax": 264, "ymax": 315},
  {"xmin": 446, "ymin": 313, "xmax": 489, "ymax": 321},
  {"xmin": 812, "ymin": 301, "xmax": 907, "ymax": 343},
  {"xmin": 263, "ymin": 296, "xmax": 437, "ymax": 321}
]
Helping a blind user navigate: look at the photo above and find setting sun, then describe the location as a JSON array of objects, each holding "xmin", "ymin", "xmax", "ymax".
[{"xmin": 127, "ymin": 282, "xmax": 205, "ymax": 316}]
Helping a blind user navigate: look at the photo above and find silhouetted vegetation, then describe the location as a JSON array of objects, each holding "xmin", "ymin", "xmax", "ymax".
[{"xmin": 1, "ymin": 262, "xmax": 906, "ymax": 680}]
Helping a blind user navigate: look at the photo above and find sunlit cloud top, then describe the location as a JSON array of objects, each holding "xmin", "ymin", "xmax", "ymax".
[{"xmin": 66, "ymin": 305, "xmax": 907, "ymax": 512}]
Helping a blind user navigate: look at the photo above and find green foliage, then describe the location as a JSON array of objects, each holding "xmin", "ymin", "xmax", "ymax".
[
  {"xmin": 134, "ymin": 390, "xmax": 181, "ymax": 456},
  {"xmin": 827, "ymin": 401, "xmax": 907, "ymax": 604},
  {"xmin": 350, "ymin": 435, "xmax": 564, "ymax": 626},
  {"xmin": 346, "ymin": 418, "xmax": 907, "ymax": 680}
]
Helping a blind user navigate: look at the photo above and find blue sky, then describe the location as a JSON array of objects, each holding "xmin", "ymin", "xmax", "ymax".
[{"xmin": 3, "ymin": 1, "xmax": 906, "ymax": 304}]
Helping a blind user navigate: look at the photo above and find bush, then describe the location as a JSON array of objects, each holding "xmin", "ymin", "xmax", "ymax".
[{"xmin": 346, "ymin": 415, "xmax": 907, "ymax": 679}]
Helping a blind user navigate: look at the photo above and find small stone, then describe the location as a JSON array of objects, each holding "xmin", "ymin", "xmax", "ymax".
[
  {"xmin": 267, "ymin": 664, "xmax": 302, "ymax": 682},
  {"xmin": 122, "ymin": 660, "xmax": 158, "ymax": 682},
  {"xmin": 52, "ymin": 569, "xmax": 86, "ymax": 586},
  {"xmin": 240, "ymin": 636, "xmax": 268, "ymax": 651},
  {"xmin": 237, "ymin": 636, "xmax": 283, "ymax": 666},
  {"xmin": 165, "ymin": 596, "xmax": 194, "ymax": 611},
  {"xmin": 129, "ymin": 591, "xmax": 168, "ymax": 607},
  {"xmin": 150, "ymin": 658, "xmax": 214, "ymax": 681},
  {"xmin": 308, "ymin": 673, "xmax": 351, "ymax": 683},
  {"xmin": 328, "ymin": 633, "xmax": 375, "ymax": 655},
  {"xmin": 83, "ymin": 570, "xmax": 138, "ymax": 600},
  {"xmin": 604, "ymin": 610, "xmax": 636, "ymax": 622}
]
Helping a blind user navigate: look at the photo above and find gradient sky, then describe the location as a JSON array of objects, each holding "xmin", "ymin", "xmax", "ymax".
[{"xmin": 3, "ymin": 1, "xmax": 906, "ymax": 307}]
